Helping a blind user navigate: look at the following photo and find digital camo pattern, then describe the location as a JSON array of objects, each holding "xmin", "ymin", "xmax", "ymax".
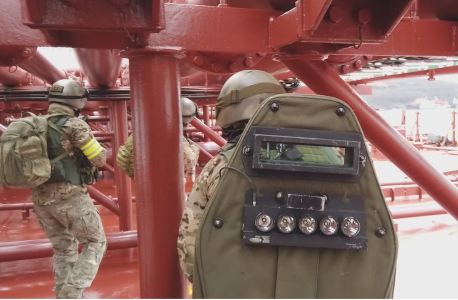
[
  {"xmin": 33, "ymin": 194, "xmax": 107, "ymax": 298},
  {"xmin": 32, "ymin": 104, "xmax": 107, "ymax": 206},
  {"xmin": 177, "ymin": 153, "xmax": 228, "ymax": 282},
  {"xmin": 182, "ymin": 135, "xmax": 199, "ymax": 178},
  {"xmin": 31, "ymin": 103, "xmax": 107, "ymax": 298}
]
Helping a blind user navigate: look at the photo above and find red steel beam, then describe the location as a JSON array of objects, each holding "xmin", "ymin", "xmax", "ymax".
[
  {"xmin": 111, "ymin": 101, "xmax": 133, "ymax": 231},
  {"xmin": 0, "ymin": 67, "xmax": 44, "ymax": 86},
  {"xmin": 0, "ymin": 196, "xmax": 137, "ymax": 212},
  {"xmin": 195, "ymin": 143, "xmax": 213, "ymax": 162},
  {"xmin": 349, "ymin": 65, "xmax": 458, "ymax": 85},
  {"xmin": 74, "ymin": 49, "xmax": 123, "ymax": 88},
  {"xmin": 86, "ymin": 185, "xmax": 120, "ymax": 216},
  {"xmin": 337, "ymin": 19, "xmax": 458, "ymax": 57},
  {"xmin": 282, "ymin": 58, "xmax": 458, "ymax": 221},
  {"xmin": 18, "ymin": 50, "xmax": 67, "ymax": 85},
  {"xmin": 0, "ymin": 231, "xmax": 137, "ymax": 262},
  {"xmin": 191, "ymin": 117, "xmax": 226, "ymax": 147},
  {"xmin": 202, "ymin": 105, "xmax": 211, "ymax": 142},
  {"xmin": 100, "ymin": 163, "xmax": 115, "ymax": 174},
  {"xmin": 390, "ymin": 206, "xmax": 447, "ymax": 219},
  {"xmin": 126, "ymin": 49, "xmax": 187, "ymax": 299}
]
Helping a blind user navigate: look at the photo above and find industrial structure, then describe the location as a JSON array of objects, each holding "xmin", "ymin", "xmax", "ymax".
[{"xmin": 1, "ymin": 0, "xmax": 458, "ymax": 298}]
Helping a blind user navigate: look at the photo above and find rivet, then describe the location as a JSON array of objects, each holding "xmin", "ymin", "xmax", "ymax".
[
  {"xmin": 357, "ymin": 8, "xmax": 372, "ymax": 26},
  {"xmin": 354, "ymin": 59, "xmax": 363, "ymax": 70},
  {"xmin": 336, "ymin": 106, "xmax": 346, "ymax": 116},
  {"xmin": 375, "ymin": 227, "xmax": 386, "ymax": 237},
  {"xmin": 229, "ymin": 62, "xmax": 239, "ymax": 73},
  {"xmin": 270, "ymin": 101, "xmax": 280, "ymax": 112},
  {"xmin": 213, "ymin": 218, "xmax": 223, "ymax": 228},
  {"xmin": 328, "ymin": 6, "xmax": 343, "ymax": 24},
  {"xmin": 193, "ymin": 56, "xmax": 204, "ymax": 67},
  {"xmin": 243, "ymin": 57, "xmax": 254, "ymax": 67},
  {"xmin": 341, "ymin": 64, "xmax": 351, "ymax": 74},
  {"xmin": 21, "ymin": 48, "xmax": 33, "ymax": 58},
  {"xmin": 211, "ymin": 63, "xmax": 221, "ymax": 72},
  {"xmin": 275, "ymin": 190, "xmax": 284, "ymax": 202},
  {"xmin": 243, "ymin": 146, "xmax": 253, "ymax": 156}
]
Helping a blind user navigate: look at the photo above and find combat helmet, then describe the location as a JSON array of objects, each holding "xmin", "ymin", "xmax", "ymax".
[
  {"xmin": 181, "ymin": 97, "xmax": 199, "ymax": 125},
  {"xmin": 216, "ymin": 70, "xmax": 285, "ymax": 128},
  {"xmin": 48, "ymin": 79, "xmax": 89, "ymax": 110}
]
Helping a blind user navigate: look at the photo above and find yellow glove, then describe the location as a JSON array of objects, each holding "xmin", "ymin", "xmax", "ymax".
[{"xmin": 116, "ymin": 133, "xmax": 135, "ymax": 178}]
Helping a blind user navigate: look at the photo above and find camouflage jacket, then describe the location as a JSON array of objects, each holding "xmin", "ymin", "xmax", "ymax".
[
  {"xmin": 116, "ymin": 133, "xmax": 200, "ymax": 179},
  {"xmin": 32, "ymin": 103, "xmax": 107, "ymax": 206},
  {"xmin": 178, "ymin": 149, "xmax": 230, "ymax": 282}
]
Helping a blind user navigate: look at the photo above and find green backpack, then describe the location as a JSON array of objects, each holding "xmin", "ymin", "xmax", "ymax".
[{"xmin": 0, "ymin": 113, "xmax": 71, "ymax": 189}]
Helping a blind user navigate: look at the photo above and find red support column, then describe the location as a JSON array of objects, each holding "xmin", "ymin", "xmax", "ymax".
[
  {"xmin": 203, "ymin": 105, "xmax": 211, "ymax": 142},
  {"xmin": 415, "ymin": 111, "xmax": 421, "ymax": 142},
  {"xmin": 111, "ymin": 100, "xmax": 133, "ymax": 231},
  {"xmin": 452, "ymin": 110, "xmax": 456, "ymax": 146},
  {"xmin": 124, "ymin": 49, "xmax": 187, "ymax": 299},
  {"xmin": 281, "ymin": 58, "xmax": 458, "ymax": 221}
]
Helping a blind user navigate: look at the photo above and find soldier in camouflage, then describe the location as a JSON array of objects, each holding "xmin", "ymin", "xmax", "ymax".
[
  {"xmin": 177, "ymin": 70, "xmax": 286, "ymax": 282},
  {"xmin": 116, "ymin": 96, "xmax": 200, "ymax": 182},
  {"xmin": 32, "ymin": 80, "xmax": 107, "ymax": 299}
]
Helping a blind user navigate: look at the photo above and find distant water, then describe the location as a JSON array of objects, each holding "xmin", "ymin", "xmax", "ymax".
[{"xmin": 377, "ymin": 108, "xmax": 457, "ymax": 139}]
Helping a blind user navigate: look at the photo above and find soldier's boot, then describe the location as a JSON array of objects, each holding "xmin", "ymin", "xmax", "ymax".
[{"xmin": 58, "ymin": 284, "xmax": 84, "ymax": 299}]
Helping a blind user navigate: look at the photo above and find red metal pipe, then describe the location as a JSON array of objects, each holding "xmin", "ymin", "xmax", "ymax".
[
  {"xmin": 349, "ymin": 65, "xmax": 458, "ymax": 85},
  {"xmin": 111, "ymin": 101, "xmax": 133, "ymax": 231},
  {"xmin": 390, "ymin": 206, "xmax": 447, "ymax": 219},
  {"xmin": 184, "ymin": 126, "xmax": 221, "ymax": 133},
  {"xmin": 18, "ymin": 50, "xmax": 67, "ymax": 85},
  {"xmin": 453, "ymin": 111, "xmax": 456, "ymax": 146},
  {"xmin": 74, "ymin": 49, "xmax": 123, "ymax": 88},
  {"xmin": 281, "ymin": 59, "xmax": 458, "ymax": 221},
  {"xmin": 191, "ymin": 117, "xmax": 226, "ymax": 147},
  {"xmin": 127, "ymin": 50, "xmax": 187, "ymax": 298},
  {"xmin": 195, "ymin": 143, "xmax": 213, "ymax": 162},
  {"xmin": 100, "ymin": 163, "xmax": 115, "ymax": 174},
  {"xmin": 202, "ymin": 105, "xmax": 211, "ymax": 142},
  {"xmin": 86, "ymin": 185, "xmax": 120, "ymax": 216},
  {"xmin": 0, "ymin": 231, "xmax": 137, "ymax": 262},
  {"xmin": 0, "ymin": 67, "xmax": 45, "ymax": 86},
  {"xmin": 415, "ymin": 111, "xmax": 420, "ymax": 142},
  {"xmin": 0, "ymin": 203, "xmax": 34, "ymax": 211}
]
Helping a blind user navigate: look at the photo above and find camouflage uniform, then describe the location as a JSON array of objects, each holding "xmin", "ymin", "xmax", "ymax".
[
  {"xmin": 116, "ymin": 133, "xmax": 200, "ymax": 181},
  {"xmin": 178, "ymin": 144, "xmax": 234, "ymax": 282},
  {"xmin": 32, "ymin": 103, "xmax": 107, "ymax": 299},
  {"xmin": 182, "ymin": 135, "xmax": 200, "ymax": 181}
]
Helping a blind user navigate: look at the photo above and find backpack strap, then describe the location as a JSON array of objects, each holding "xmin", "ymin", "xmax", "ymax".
[
  {"xmin": 218, "ymin": 142, "xmax": 236, "ymax": 161},
  {"xmin": 47, "ymin": 115, "xmax": 73, "ymax": 166}
]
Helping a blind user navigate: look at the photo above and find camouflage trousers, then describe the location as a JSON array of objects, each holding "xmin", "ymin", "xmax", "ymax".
[{"xmin": 33, "ymin": 194, "xmax": 107, "ymax": 299}]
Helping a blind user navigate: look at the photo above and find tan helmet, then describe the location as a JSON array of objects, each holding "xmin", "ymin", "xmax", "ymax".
[
  {"xmin": 216, "ymin": 70, "xmax": 285, "ymax": 128},
  {"xmin": 181, "ymin": 97, "xmax": 199, "ymax": 125},
  {"xmin": 48, "ymin": 79, "xmax": 89, "ymax": 110}
]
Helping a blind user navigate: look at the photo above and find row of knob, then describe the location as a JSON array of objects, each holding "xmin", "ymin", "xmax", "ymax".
[{"xmin": 255, "ymin": 213, "xmax": 361, "ymax": 237}]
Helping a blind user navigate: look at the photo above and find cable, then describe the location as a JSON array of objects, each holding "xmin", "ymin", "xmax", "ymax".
[{"xmin": 219, "ymin": 166, "xmax": 257, "ymax": 206}]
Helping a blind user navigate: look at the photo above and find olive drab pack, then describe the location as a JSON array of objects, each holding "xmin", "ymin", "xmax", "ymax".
[
  {"xmin": 0, "ymin": 113, "xmax": 87, "ymax": 188},
  {"xmin": 193, "ymin": 94, "xmax": 398, "ymax": 298}
]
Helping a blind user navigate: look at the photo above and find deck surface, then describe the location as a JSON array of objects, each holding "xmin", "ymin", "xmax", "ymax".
[{"xmin": 1, "ymin": 152, "xmax": 458, "ymax": 298}]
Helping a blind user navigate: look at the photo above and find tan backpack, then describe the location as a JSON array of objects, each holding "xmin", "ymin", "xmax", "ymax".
[{"xmin": 0, "ymin": 113, "xmax": 69, "ymax": 188}]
